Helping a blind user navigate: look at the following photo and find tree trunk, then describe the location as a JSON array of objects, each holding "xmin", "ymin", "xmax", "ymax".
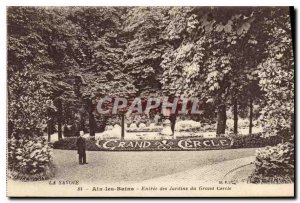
[
  {"xmin": 121, "ymin": 114, "xmax": 125, "ymax": 140},
  {"xmin": 233, "ymin": 98, "xmax": 238, "ymax": 134},
  {"xmin": 57, "ymin": 99, "xmax": 63, "ymax": 140},
  {"xmin": 47, "ymin": 108, "xmax": 52, "ymax": 142},
  {"xmin": 74, "ymin": 76, "xmax": 82, "ymax": 98},
  {"xmin": 47, "ymin": 119, "xmax": 52, "ymax": 142},
  {"xmin": 249, "ymin": 98, "xmax": 253, "ymax": 135},
  {"xmin": 89, "ymin": 114, "xmax": 95, "ymax": 136},
  {"xmin": 88, "ymin": 100, "xmax": 95, "ymax": 136},
  {"xmin": 8, "ymin": 120, "xmax": 13, "ymax": 139},
  {"xmin": 216, "ymin": 104, "xmax": 227, "ymax": 136},
  {"xmin": 291, "ymin": 113, "xmax": 294, "ymax": 135},
  {"xmin": 80, "ymin": 108, "xmax": 85, "ymax": 133},
  {"xmin": 170, "ymin": 112, "xmax": 177, "ymax": 135}
]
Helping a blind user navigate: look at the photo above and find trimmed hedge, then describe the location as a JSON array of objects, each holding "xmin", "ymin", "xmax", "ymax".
[
  {"xmin": 230, "ymin": 133, "xmax": 283, "ymax": 149},
  {"xmin": 53, "ymin": 137, "xmax": 99, "ymax": 151}
]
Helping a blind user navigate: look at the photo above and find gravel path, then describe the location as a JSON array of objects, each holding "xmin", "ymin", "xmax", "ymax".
[
  {"xmin": 8, "ymin": 148, "xmax": 259, "ymax": 196},
  {"xmin": 137, "ymin": 156, "xmax": 255, "ymax": 185},
  {"xmin": 52, "ymin": 148, "xmax": 257, "ymax": 184}
]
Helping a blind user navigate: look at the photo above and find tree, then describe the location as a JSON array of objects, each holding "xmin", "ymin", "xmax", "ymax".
[
  {"xmin": 7, "ymin": 68, "xmax": 53, "ymax": 138},
  {"xmin": 66, "ymin": 7, "xmax": 137, "ymax": 136},
  {"xmin": 257, "ymin": 7, "xmax": 294, "ymax": 138},
  {"xmin": 7, "ymin": 7, "xmax": 57, "ymax": 137},
  {"xmin": 123, "ymin": 7, "xmax": 170, "ymax": 95},
  {"xmin": 161, "ymin": 7, "xmax": 266, "ymax": 135},
  {"xmin": 7, "ymin": 6, "xmax": 294, "ymax": 140}
]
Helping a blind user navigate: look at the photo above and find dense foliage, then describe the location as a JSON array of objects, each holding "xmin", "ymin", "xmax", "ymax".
[
  {"xmin": 249, "ymin": 142, "xmax": 294, "ymax": 183},
  {"xmin": 8, "ymin": 7, "xmax": 294, "ymax": 137},
  {"xmin": 8, "ymin": 136, "xmax": 54, "ymax": 181}
]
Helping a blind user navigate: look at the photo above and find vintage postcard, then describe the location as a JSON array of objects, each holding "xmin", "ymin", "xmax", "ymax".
[{"xmin": 7, "ymin": 6, "xmax": 295, "ymax": 197}]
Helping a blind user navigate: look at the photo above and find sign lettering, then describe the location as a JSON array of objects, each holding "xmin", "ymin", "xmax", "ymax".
[{"xmin": 96, "ymin": 138, "xmax": 232, "ymax": 151}]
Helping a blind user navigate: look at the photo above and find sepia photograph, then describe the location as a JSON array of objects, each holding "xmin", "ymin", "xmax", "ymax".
[{"xmin": 6, "ymin": 6, "xmax": 295, "ymax": 197}]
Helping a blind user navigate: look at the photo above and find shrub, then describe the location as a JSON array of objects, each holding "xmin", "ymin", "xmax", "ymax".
[
  {"xmin": 8, "ymin": 135, "xmax": 54, "ymax": 181},
  {"xmin": 53, "ymin": 137, "xmax": 99, "ymax": 151},
  {"xmin": 249, "ymin": 142, "xmax": 294, "ymax": 183}
]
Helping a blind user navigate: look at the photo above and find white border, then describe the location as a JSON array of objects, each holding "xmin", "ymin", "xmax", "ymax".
[{"xmin": 1, "ymin": 0, "xmax": 299, "ymax": 6}]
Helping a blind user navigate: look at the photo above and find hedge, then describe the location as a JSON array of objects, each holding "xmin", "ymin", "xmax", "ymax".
[
  {"xmin": 230, "ymin": 133, "xmax": 283, "ymax": 149},
  {"xmin": 53, "ymin": 137, "xmax": 100, "ymax": 151}
]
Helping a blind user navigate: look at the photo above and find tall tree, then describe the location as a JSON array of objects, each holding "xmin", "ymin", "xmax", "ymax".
[
  {"xmin": 66, "ymin": 7, "xmax": 137, "ymax": 136},
  {"xmin": 257, "ymin": 7, "xmax": 294, "ymax": 138},
  {"xmin": 123, "ymin": 7, "xmax": 170, "ymax": 95}
]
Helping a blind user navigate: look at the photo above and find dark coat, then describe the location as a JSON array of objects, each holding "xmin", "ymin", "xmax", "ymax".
[{"xmin": 76, "ymin": 136, "xmax": 86, "ymax": 154}]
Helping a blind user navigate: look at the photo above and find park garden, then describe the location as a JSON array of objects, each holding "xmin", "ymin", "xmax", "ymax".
[{"xmin": 7, "ymin": 7, "xmax": 294, "ymax": 184}]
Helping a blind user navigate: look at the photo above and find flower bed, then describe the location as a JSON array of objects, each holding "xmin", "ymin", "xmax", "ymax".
[
  {"xmin": 126, "ymin": 128, "xmax": 162, "ymax": 133},
  {"xmin": 53, "ymin": 133, "xmax": 285, "ymax": 151},
  {"xmin": 54, "ymin": 137, "xmax": 232, "ymax": 151}
]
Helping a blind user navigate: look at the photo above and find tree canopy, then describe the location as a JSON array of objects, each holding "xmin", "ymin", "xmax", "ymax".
[{"xmin": 7, "ymin": 7, "xmax": 294, "ymax": 138}]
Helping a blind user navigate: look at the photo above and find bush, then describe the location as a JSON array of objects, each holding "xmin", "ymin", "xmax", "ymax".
[
  {"xmin": 8, "ymin": 136, "xmax": 54, "ymax": 181},
  {"xmin": 249, "ymin": 142, "xmax": 294, "ymax": 183},
  {"xmin": 53, "ymin": 137, "xmax": 99, "ymax": 151}
]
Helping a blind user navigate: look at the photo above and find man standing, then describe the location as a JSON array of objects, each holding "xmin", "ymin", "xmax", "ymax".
[{"xmin": 76, "ymin": 131, "xmax": 88, "ymax": 165}]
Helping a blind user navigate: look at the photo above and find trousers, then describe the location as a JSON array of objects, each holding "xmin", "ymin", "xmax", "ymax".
[{"xmin": 79, "ymin": 152, "xmax": 86, "ymax": 164}]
